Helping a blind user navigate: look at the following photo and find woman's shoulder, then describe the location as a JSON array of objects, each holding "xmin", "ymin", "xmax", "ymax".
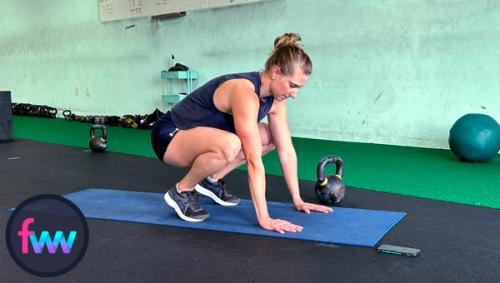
[
  {"xmin": 221, "ymin": 71, "xmax": 261, "ymax": 93},
  {"xmin": 219, "ymin": 71, "xmax": 259, "ymax": 81}
]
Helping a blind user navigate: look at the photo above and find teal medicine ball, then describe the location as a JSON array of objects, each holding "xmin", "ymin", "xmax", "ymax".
[{"xmin": 448, "ymin": 114, "xmax": 500, "ymax": 162}]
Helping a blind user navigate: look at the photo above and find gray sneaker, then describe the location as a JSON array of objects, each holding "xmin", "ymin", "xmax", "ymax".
[
  {"xmin": 195, "ymin": 178, "xmax": 240, "ymax": 206},
  {"xmin": 164, "ymin": 186, "xmax": 209, "ymax": 222}
]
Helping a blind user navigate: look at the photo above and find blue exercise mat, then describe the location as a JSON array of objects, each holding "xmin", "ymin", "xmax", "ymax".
[{"xmin": 64, "ymin": 188, "xmax": 406, "ymax": 247}]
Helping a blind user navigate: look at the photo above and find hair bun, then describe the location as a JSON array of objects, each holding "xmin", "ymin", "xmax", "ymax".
[{"xmin": 273, "ymin": 33, "xmax": 302, "ymax": 50}]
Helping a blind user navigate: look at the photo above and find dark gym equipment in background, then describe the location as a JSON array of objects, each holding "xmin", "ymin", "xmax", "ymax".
[{"xmin": 0, "ymin": 91, "xmax": 14, "ymax": 141}]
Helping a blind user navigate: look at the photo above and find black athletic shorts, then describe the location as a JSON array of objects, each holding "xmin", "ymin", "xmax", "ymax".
[{"xmin": 151, "ymin": 111, "xmax": 180, "ymax": 161}]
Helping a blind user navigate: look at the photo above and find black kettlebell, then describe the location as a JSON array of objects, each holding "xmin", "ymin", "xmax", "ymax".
[
  {"xmin": 89, "ymin": 124, "xmax": 107, "ymax": 152},
  {"xmin": 315, "ymin": 155, "xmax": 346, "ymax": 204}
]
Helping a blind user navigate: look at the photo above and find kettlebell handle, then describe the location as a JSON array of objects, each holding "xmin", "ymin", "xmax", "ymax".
[
  {"xmin": 90, "ymin": 124, "xmax": 107, "ymax": 139},
  {"xmin": 317, "ymin": 155, "xmax": 344, "ymax": 185}
]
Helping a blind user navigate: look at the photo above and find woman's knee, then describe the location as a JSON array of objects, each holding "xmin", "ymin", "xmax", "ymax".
[
  {"xmin": 258, "ymin": 123, "xmax": 275, "ymax": 152},
  {"xmin": 259, "ymin": 123, "xmax": 272, "ymax": 145},
  {"xmin": 220, "ymin": 134, "xmax": 241, "ymax": 162}
]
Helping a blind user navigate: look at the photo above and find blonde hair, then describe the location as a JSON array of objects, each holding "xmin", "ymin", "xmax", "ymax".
[{"xmin": 264, "ymin": 33, "xmax": 312, "ymax": 76}]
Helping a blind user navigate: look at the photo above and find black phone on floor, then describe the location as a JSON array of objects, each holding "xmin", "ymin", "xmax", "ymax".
[{"xmin": 376, "ymin": 244, "xmax": 421, "ymax": 257}]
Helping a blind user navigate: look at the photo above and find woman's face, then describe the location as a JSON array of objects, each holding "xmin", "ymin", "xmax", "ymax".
[{"xmin": 271, "ymin": 64, "xmax": 309, "ymax": 102}]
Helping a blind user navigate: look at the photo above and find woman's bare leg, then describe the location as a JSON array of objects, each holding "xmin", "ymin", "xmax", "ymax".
[
  {"xmin": 162, "ymin": 127, "xmax": 241, "ymax": 191},
  {"xmin": 163, "ymin": 123, "xmax": 274, "ymax": 191},
  {"xmin": 209, "ymin": 123, "xmax": 275, "ymax": 180}
]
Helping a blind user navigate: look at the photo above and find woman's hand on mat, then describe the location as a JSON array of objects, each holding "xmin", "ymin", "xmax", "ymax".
[
  {"xmin": 294, "ymin": 200, "xmax": 334, "ymax": 214},
  {"xmin": 260, "ymin": 218, "xmax": 303, "ymax": 234}
]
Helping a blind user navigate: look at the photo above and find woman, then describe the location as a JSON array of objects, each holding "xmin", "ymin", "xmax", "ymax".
[{"xmin": 151, "ymin": 33, "xmax": 332, "ymax": 234}]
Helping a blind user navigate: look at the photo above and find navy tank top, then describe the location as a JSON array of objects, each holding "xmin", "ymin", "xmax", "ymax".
[{"xmin": 168, "ymin": 71, "xmax": 274, "ymax": 133}]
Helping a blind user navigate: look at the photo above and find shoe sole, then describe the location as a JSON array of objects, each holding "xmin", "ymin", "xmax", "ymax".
[
  {"xmin": 164, "ymin": 192, "xmax": 208, "ymax": 223},
  {"xmin": 195, "ymin": 184, "xmax": 240, "ymax": 206}
]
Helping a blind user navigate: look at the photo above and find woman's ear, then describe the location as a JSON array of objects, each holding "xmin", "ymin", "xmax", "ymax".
[{"xmin": 271, "ymin": 66, "xmax": 281, "ymax": 80}]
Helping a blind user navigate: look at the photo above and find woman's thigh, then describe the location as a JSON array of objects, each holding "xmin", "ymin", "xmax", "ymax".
[
  {"xmin": 163, "ymin": 127, "xmax": 241, "ymax": 167},
  {"xmin": 164, "ymin": 123, "xmax": 275, "ymax": 166}
]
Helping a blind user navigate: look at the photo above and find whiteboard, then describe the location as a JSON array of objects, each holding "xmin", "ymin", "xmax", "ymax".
[{"xmin": 99, "ymin": 0, "xmax": 268, "ymax": 22}]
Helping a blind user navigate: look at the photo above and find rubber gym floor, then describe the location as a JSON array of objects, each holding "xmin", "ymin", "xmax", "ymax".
[{"xmin": 1, "ymin": 116, "xmax": 500, "ymax": 282}]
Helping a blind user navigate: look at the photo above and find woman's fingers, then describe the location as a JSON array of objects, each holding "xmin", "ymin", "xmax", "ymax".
[{"xmin": 272, "ymin": 219, "xmax": 303, "ymax": 233}]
